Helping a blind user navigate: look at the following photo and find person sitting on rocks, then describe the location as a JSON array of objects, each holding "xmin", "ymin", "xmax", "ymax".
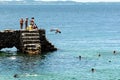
[
  {"xmin": 33, "ymin": 24, "xmax": 38, "ymax": 30},
  {"xmin": 27, "ymin": 24, "xmax": 33, "ymax": 31}
]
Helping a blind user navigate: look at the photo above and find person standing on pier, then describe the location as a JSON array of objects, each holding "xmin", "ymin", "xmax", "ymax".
[
  {"xmin": 30, "ymin": 17, "xmax": 35, "ymax": 27},
  {"xmin": 25, "ymin": 18, "xmax": 28, "ymax": 29},
  {"xmin": 20, "ymin": 18, "xmax": 24, "ymax": 29}
]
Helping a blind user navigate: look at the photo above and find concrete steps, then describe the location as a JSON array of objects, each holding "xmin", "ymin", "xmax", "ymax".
[
  {"xmin": 20, "ymin": 30, "xmax": 41, "ymax": 54},
  {"xmin": 22, "ymin": 33, "xmax": 39, "ymax": 36}
]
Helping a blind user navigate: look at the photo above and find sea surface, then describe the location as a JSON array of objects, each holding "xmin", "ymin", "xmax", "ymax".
[{"xmin": 0, "ymin": 3, "xmax": 120, "ymax": 80}]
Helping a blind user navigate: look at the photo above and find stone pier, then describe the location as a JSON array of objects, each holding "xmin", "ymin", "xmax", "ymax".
[{"xmin": 0, "ymin": 29, "xmax": 57, "ymax": 54}]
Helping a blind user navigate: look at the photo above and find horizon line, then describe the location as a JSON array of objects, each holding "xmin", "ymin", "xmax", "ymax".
[
  {"xmin": 1, "ymin": 1, "xmax": 120, "ymax": 4},
  {"xmin": 1, "ymin": 1, "xmax": 120, "ymax": 2}
]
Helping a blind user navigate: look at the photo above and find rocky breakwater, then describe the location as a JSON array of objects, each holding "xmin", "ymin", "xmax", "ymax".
[{"xmin": 0, "ymin": 29, "xmax": 57, "ymax": 54}]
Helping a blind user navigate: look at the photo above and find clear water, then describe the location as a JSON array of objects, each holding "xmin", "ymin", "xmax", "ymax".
[{"xmin": 1, "ymin": 4, "xmax": 120, "ymax": 80}]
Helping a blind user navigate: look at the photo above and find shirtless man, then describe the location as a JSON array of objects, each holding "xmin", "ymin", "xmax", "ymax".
[
  {"xmin": 25, "ymin": 18, "xmax": 28, "ymax": 29},
  {"xmin": 20, "ymin": 18, "xmax": 24, "ymax": 29}
]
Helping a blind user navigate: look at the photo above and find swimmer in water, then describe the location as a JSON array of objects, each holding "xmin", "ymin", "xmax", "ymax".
[
  {"xmin": 55, "ymin": 29, "xmax": 61, "ymax": 34},
  {"xmin": 79, "ymin": 55, "xmax": 81, "ymax": 60},
  {"xmin": 113, "ymin": 50, "xmax": 116, "ymax": 54},
  {"xmin": 98, "ymin": 54, "xmax": 101, "ymax": 57},
  {"xmin": 50, "ymin": 28, "xmax": 61, "ymax": 34},
  {"xmin": 13, "ymin": 74, "xmax": 19, "ymax": 78},
  {"xmin": 91, "ymin": 68, "xmax": 95, "ymax": 73},
  {"xmin": 109, "ymin": 60, "xmax": 111, "ymax": 62}
]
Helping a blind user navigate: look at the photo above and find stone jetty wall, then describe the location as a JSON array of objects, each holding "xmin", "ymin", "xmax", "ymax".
[{"xmin": 0, "ymin": 29, "xmax": 57, "ymax": 53}]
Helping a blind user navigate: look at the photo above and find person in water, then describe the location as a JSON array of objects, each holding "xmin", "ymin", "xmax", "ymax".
[
  {"xmin": 20, "ymin": 18, "xmax": 24, "ymax": 29},
  {"xmin": 91, "ymin": 68, "xmax": 95, "ymax": 73},
  {"xmin": 50, "ymin": 28, "xmax": 61, "ymax": 34},
  {"xmin": 79, "ymin": 55, "xmax": 81, "ymax": 60},
  {"xmin": 13, "ymin": 74, "xmax": 19, "ymax": 78},
  {"xmin": 56, "ymin": 29, "xmax": 61, "ymax": 34},
  {"xmin": 98, "ymin": 54, "xmax": 101, "ymax": 57},
  {"xmin": 113, "ymin": 50, "xmax": 116, "ymax": 54}
]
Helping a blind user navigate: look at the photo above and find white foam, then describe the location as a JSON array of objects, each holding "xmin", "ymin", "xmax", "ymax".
[{"xmin": 9, "ymin": 56, "xmax": 16, "ymax": 60}]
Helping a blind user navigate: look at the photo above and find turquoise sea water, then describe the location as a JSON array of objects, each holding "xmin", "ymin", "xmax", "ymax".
[{"xmin": 1, "ymin": 4, "xmax": 120, "ymax": 80}]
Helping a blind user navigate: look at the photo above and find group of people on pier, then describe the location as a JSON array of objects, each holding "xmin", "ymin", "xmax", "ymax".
[{"xmin": 20, "ymin": 17, "xmax": 38, "ymax": 30}]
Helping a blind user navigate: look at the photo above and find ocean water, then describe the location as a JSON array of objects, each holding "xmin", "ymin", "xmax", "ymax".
[{"xmin": 0, "ymin": 4, "xmax": 120, "ymax": 80}]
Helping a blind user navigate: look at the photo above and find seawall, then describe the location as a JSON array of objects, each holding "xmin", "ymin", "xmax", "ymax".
[{"xmin": 0, "ymin": 29, "xmax": 57, "ymax": 54}]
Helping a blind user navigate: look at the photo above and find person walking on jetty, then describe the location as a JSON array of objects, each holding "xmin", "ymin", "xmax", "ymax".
[
  {"xmin": 20, "ymin": 18, "xmax": 24, "ymax": 29},
  {"xmin": 25, "ymin": 18, "xmax": 28, "ymax": 29}
]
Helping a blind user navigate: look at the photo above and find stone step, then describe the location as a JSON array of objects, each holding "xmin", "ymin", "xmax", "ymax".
[
  {"xmin": 23, "ymin": 41, "xmax": 40, "ymax": 44},
  {"xmin": 21, "ymin": 36, "xmax": 40, "ymax": 39},
  {"xmin": 23, "ymin": 40, "xmax": 40, "ymax": 42},
  {"xmin": 25, "ymin": 47, "xmax": 40, "ymax": 50},
  {"xmin": 22, "ymin": 32, "xmax": 39, "ymax": 34},
  {"xmin": 25, "ymin": 50, "xmax": 40, "ymax": 54},
  {"xmin": 21, "ymin": 30, "xmax": 39, "ymax": 33},
  {"xmin": 24, "ymin": 43, "xmax": 40, "ymax": 47},
  {"xmin": 22, "ymin": 37, "xmax": 40, "ymax": 40},
  {"xmin": 21, "ymin": 33, "xmax": 39, "ymax": 36}
]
